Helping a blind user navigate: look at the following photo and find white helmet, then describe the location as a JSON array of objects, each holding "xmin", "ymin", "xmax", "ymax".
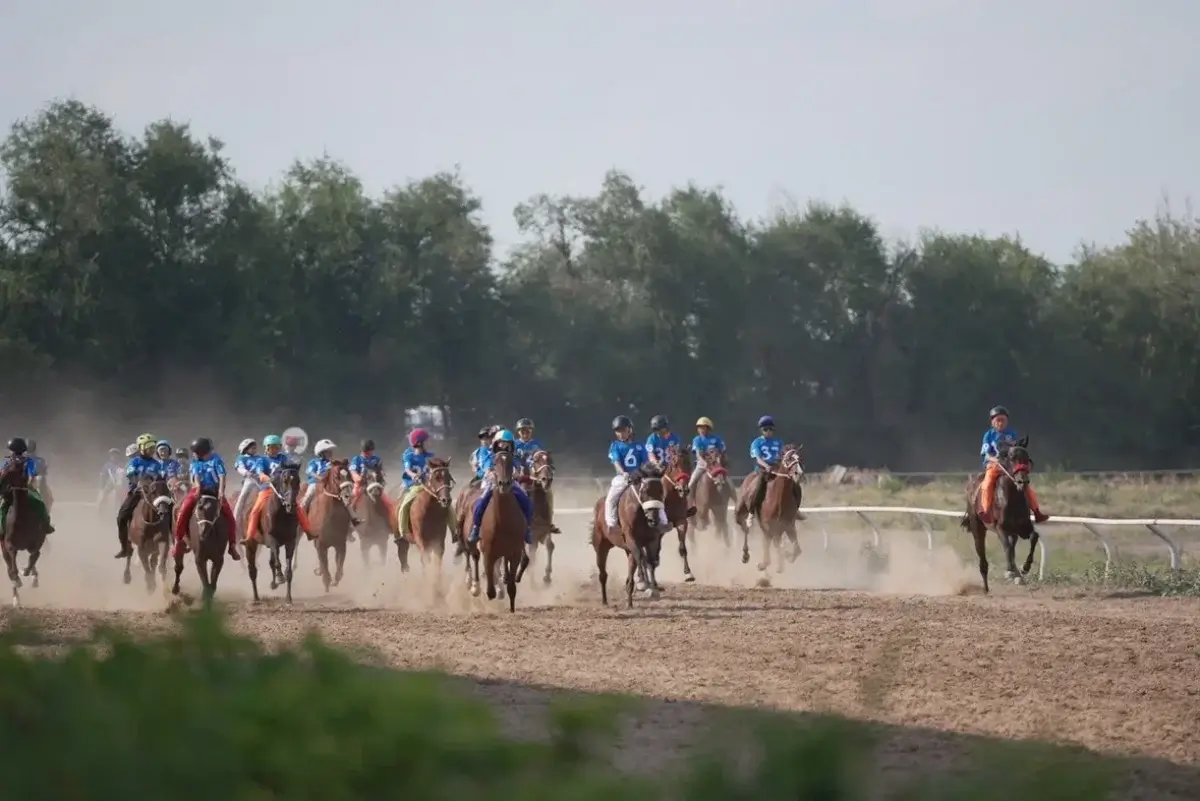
[
  {"xmin": 313, "ymin": 439, "xmax": 335, "ymax": 457},
  {"xmin": 238, "ymin": 438, "xmax": 257, "ymax": 454},
  {"xmin": 125, "ymin": 443, "xmax": 138, "ymax": 458}
]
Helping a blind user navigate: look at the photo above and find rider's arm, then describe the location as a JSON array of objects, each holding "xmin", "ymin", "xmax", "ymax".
[
  {"xmin": 980, "ymin": 431, "xmax": 997, "ymax": 465},
  {"xmin": 215, "ymin": 458, "xmax": 228, "ymax": 498},
  {"xmin": 607, "ymin": 442, "xmax": 626, "ymax": 476}
]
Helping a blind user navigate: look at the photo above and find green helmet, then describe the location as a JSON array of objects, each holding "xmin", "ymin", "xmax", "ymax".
[
  {"xmin": 263, "ymin": 434, "xmax": 283, "ymax": 447},
  {"xmin": 136, "ymin": 433, "xmax": 156, "ymax": 450}
]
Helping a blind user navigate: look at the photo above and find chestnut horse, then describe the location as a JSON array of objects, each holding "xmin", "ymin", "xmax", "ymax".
[
  {"xmin": 123, "ymin": 475, "xmax": 174, "ymax": 593},
  {"xmin": 396, "ymin": 457, "xmax": 455, "ymax": 585},
  {"xmin": 659, "ymin": 444, "xmax": 697, "ymax": 584},
  {"xmin": 591, "ymin": 464, "xmax": 668, "ymax": 608},
  {"xmin": 0, "ymin": 455, "xmax": 49, "ymax": 606},
  {"xmin": 464, "ymin": 450, "xmax": 527, "ymax": 611},
  {"xmin": 734, "ymin": 444, "xmax": 805, "ymax": 577},
  {"xmin": 308, "ymin": 459, "xmax": 355, "ymax": 593},
  {"xmin": 521, "ymin": 449, "xmax": 557, "ymax": 585},
  {"xmin": 245, "ymin": 464, "xmax": 304, "ymax": 603},
  {"xmin": 353, "ymin": 463, "xmax": 393, "ymax": 568},
  {"xmin": 692, "ymin": 446, "xmax": 733, "ymax": 547},
  {"xmin": 960, "ymin": 436, "xmax": 1041, "ymax": 592}
]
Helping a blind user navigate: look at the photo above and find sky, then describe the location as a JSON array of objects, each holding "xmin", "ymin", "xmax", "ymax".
[{"xmin": 2, "ymin": 0, "xmax": 1196, "ymax": 263}]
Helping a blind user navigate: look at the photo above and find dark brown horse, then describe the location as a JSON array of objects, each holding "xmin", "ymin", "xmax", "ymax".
[
  {"xmin": 692, "ymin": 446, "xmax": 733, "ymax": 547},
  {"xmin": 735, "ymin": 444, "xmax": 805, "ymax": 577},
  {"xmin": 353, "ymin": 463, "xmax": 392, "ymax": 568},
  {"xmin": 660, "ymin": 444, "xmax": 697, "ymax": 584},
  {"xmin": 960, "ymin": 436, "xmax": 1040, "ymax": 592},
  {"xmin": 309, "ymin": 459, "xmax": 355, "ymax": 593},
  {"xmin": 0, "ymin": 456, "xmax": 48, "ymax": 606},
  {"xmin": 591, "ymin": 465, "xmax": 668, "ymax": 608},
  {"xmin": 123, "ymin": 475, "xmax": 174, "ymax": 593},
  {"xmin": 465, "ymin": 450, "xmax": 526, "ymax": 611},
  {"xmin": 396, "ymin": 457, "xmax": 454, "ymax": 586},
  {"xmin": 521, "ymin": 449, "xmax": 557, "ymax": 585},
  {"xmin": 245, "ymin": 464, "xmax": 304, "ymax": 603},
  {"xmin": 171, "ymin": 490, "xmax": 228, "ymax": 604}
]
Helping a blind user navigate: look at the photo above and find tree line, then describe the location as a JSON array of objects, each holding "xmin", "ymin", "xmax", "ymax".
[{"xmin": 2, "ymin": 99, "xmax": 1197, "ymax": 472}]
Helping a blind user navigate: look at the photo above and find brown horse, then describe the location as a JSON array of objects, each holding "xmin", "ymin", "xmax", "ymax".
[
  {"xmin": 0, "ymin": 456, "xmax": 48, "ymax": 606},
  {"xmin": 692, "ymin": 446, "xmax": 733, "ymax": 547},
  {"xmin": 171, "ymin": 490, "xmax": 228, "ymax": 604},
  {"xmin": 735, "ymin": 444, "xmax": 805, "ymax": 577},
  {"xmin": 521, "ymin": 449, "xmax": 558, "ymax": 585},
  {"xmin": 660, "ymin": 444, "xmax": 697, "ymax": 584},
  {"xmin": 591, "ymin": 465, "xmax": 668, "ymax": 608},
  {"xmin": 123, "ymin": 475, "xmax": 174, "ymax": 593},
  {"xmin": 353, "ymin": 463, "xmax": 393, "ymax": 568},
  {"xmin": 396, "ymin": 457, "xmax": 455, "ymax": 583},
  {"xmin": 245, "ymin": 464, "xmax": 304, "ymax": 603},
  {"xmin": 960, "ymin": 436, "xmax": 1041, "ymax": 593},
  {"xmin": 308, "ymin": 459, "xmax": 355, "ymax": 593},
  {"xmin": 464, "ymin": 450, "xmax": 527, "ymax": 611}
]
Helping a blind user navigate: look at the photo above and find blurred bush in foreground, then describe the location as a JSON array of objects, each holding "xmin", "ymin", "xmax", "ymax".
[{"xmin": 0, "ymin": 611, "xmax": 1113, "ymax": 800}]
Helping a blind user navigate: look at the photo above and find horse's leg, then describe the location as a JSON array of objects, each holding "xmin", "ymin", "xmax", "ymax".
[
  {"xmin": 139, "ymin": 546, "xmax": 155, "ymax": 593},
  {"xmin": 469, "ymin": 547, "xmax": 482, "ymax": 597},
  {"xmin": 333, "ymin": 542, "xmax": 346, "ymax": 587},
  {"xmin": 359, "ymin": 525, "xmax": 371, "ymax": 570},
  {"xmin": 624, "ymin": 549, "xmax": 636, "ymax": 609},
  {"xmin": 542, "ymin": 533, "xmax": 555, "ymax": 586},
  {"xmin": 738, "ymin": 504, "xmax": 751, "ymax": 564},
  {"xmin": 756, "ymin": 520, "xmax": 772, "ymax": 572},
  {"xmin": 676, "ymin": 522, "xmax": 694, "ymax": 583},
  {"xmin": 283, "ymin": 538, "xmax": 296, "ymax": 604},
  {"xmin": 395, "ymin": 533, "xmax": 411, "ymax": 573},
  {"xmin": 1022, "ymin": 530, "xmax": 1040, "ymax": 577},
  {"xmin": 483, "ymin": 550, "xmax": 498, "ymax": 601},
  {"xmin": 122, "ymin": 546, "xmax": 133, "ymax": 585},
  {"xmin": 208, "ymin": 557, "xmax": 224, "ymax": 605},
  {"xmin": 972, "ymin": 520, "xmax": 989, "ymax": 593},
  {"xmin": 596, "ymin": 539, "xmax": 611, "ymax": 605},
  {"xmin": 3, "ymin": 542, "xmax": 20, "ymax": 606},
  {"xmin": 1001, "ymin": 530, "xmax": 1023, "ymax": 585},
  {"xmin": 246, "ymin": 540, "xmax": 260, "ymax": 602},
  {"xmin": 785, "ymin": 521, "xmax": 801, "ymax": 563},
  {"xmin": 268, "ymin": 539, "xmax": 282, "ymax": 589},
  {"xmin": 171, "ymin": 544, "xmax": 185, "ymax": 596},
  {"xmin": 317, "ymin": 545, "xmax": 332, "ymax": 593},
  {"xmin": 505, "ymin": 556, "xmax": 517, "ymax": 613}
]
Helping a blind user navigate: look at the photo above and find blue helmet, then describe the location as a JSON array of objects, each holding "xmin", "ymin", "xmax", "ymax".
[
  {"xmin": 493, "ymin": 429, "xmax": 516, "ymax": 444},
  {"xmin": 155, "ymin": 439, "xmax": 172, "ymax": 452},
  {"xmin": 757, "ymin": 415, "xmax": 776, "ymax": 429}
]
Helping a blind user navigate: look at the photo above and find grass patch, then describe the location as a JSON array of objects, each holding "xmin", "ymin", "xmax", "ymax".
[{"xmin": 1039, "ymin": 560, "xmax": 1200, "ymax": 596}]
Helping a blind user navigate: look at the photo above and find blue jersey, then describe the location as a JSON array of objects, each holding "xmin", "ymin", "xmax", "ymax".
[
  {"xmin": 749, "ymin": 436, "xmax": 783, "ymax": 465},
  {"xmin": 305, "ymin": 457, "xmax": 331, "ymax": 485},
  {"xmin": 158, "ymin": 457, "xmax": 182, "ymax": 479},
  {"xmin": 125, "ymin": 455, "xmax": 165, "ymax": 485},
  {"xmin": 1, "ymin": 457, "xmax": 37, "ymax": 479},
  {"xmin": 609, "ymin": 440, "xmax": 649, "ymax": 474},
  {"xmin": 401, "ymin": 448, "xmax": 433, "ymax": 488},
  {"xmin": 646, "ymin": 432, "xmax": 682, "ymax": 461},
  {"xmin": 30, "ymin": 455, "xmax": 47, "ymax": 476},
  {"xmin": 981, "ymin": 426, "xmax": 1021, "ymax": 467},
  {"xmin": 258, "ymin": 453, "xmax": 293, "ymax": 477},
  {"xmin": 234, "ymin": 453, "xmax": 259, "ymax": 479},
  {"xmin": 470, "ymin": 445, "xmax": 489, "ymax": 479},
  {"xmin": 190, "ymin": 455, "xmax": 227, "ymax": 490},
  {"xmin": 692, "ymin": 433, "xmax": 726, "ymax": 456},
  {"xmin": 349, "ymin": 453, "xmax": 383, "ymax": 476},
  {"xmin": 514, "ymin": 438, "xmax": 543, "ymax": 468}
]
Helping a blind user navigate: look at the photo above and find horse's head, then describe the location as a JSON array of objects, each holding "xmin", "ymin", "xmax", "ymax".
[
  {"xmin": 363, "ymin": 463, "xmax": 386, "ymax": 502},
  {"xmin": 271, "ymin": 465, "xmax": 302, "ymax": 513},
  {"xmin": 491, "ymin": 449, "xmax": 515, "ymax": 494},
  {"xmin": 780, "ymin": 444, "xmax": 806, "ymax": 482},
  {"xmin": 528, "ymin": 450, "xmax": 554, "ymax": 491},
  {"xmin": 323, "ymin": 459, "xmax": 354, "ymax": 505},
  {"xmin": 425, "ymin": 457, "xmax": 454, "ymax": 507},
  {"xmin": 635, "ymin": 462, "xmax": 667, "ymax": 529},
  {"xmin": 139, "ymin": 475, "xmax": 174, "ymax": 522},
  {"xmin": 702, "ymin": 446, "xmax": 729, "ymax": 486},
  {"xmin": 194, "ymin": 492, "xmax": 221, "ymax": 536},
  {"xmin": 664, "ymin": 444, "xmax": 692, "ymax": 476},
  {"xmin": 0, "ymin": 456, "xmax": 29, "ymax": 494},
  {"xmin": 1001, "ymin": 436, "xmax": 1033, "ymax": 491}
]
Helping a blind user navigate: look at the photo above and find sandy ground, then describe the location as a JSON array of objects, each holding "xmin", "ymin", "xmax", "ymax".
[{"xmin": 4, "ymin": 490, "xmax": 1199, "ymax": 799}]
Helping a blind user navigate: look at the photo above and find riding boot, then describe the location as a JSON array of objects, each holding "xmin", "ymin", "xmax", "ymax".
[
  {"xmin": 114, "ymin": 522, "xmax": 132, "ymax": 559},
  {"xmin": 468, "ymin": 524, "xmax": 480, "ymax": 544},
  {"xmin": 549, "ymin": 523, "xmax": 561, "ymax": 534}
]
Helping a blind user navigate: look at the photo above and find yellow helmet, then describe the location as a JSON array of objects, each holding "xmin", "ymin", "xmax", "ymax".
[
  {"xmin": 695, "ymin": 417, "xmax": 714, "ymax": 428},
  {"xmin": 136, "ymin": 433, "xmax": 156, "ymax": 449}
]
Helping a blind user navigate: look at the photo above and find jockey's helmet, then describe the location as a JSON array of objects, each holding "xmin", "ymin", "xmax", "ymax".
[
  {"xmin": 477, "ymin": 427, "xmax": 491, "ymax": 440},
  {"xmin": 515, "ymin": 418, "xmax": 534, "ymax": 432},
  {"xmin": 7, "ymin": 437, "xmax": 27, "ymax": 455},
  {"xmin": 155, "ymin": 440, "xmax": 172, "ymax": 455},
  {"xmin": 263, "ymin": 434, "xmax": 283, "ymax": 448},
  {"xmin": 191, "ymin": 437, "xmax": 213, "ymax": 456},
  {"xmin": 313, "ymin": 439, "xmax": 336, "ymax": 457},
  {"xmin": 238, "ymin": 438, "xmax": 257, "ymax": 455},
  {"xmin": 695, "ymin": 416, "xmax": 714, "ymax": 429},
  {"xmin": 649, "ymin": 415, "xmax": 669, "ymax": 431},
  {"xmin": 361, "ymin": 439, "xmax": 375, "ymax": 452},
  {"xmin": 174, "ymin": 447, "xmax": 188, "ymax": 459},
  {"xmin": 757, "ymin": 415, "xmax": 776, "ymax": 430},
  {"xmin": 989, "ymin": 406, "xmax": 1010, "ymax": 420},
  {"xmin": 108, "ymin": 447, "xmax": 122, "ymax": 457},
  {"xmin": 493, "ymin": 429, "xmax": 516, "ymax": 445},
  {"xmin": 26, "ymin": 439, "xmax": 37, "ymax": 453},
  {"xmin": 126, "ymin": 444, "xmax": 140, "ymax": 458},
  {"xmin": 409, "ymin": 429, "xmax": 429, "ymax": 447},
  {"xmin": 136, "ymin": 433, "xmax": 156, "ymax": 450},
  {"xmin": 612, "ymin": 415, "xmax": 633, "ymax": 432}
]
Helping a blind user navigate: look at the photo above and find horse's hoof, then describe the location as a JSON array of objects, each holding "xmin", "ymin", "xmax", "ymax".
[
  {"xmin": 542, "ymin": 574, "xmax": 552, "ymax": 587},
  {"xmin": 470, "ymin": 584, "xmax": 480, "ymax": 597},
  {"xmin": 122, "ymin": 572, "xmax": 132, "ymax": 586},
  {"xmin": 756, "ymin": 562, "xmax": 768, "ymax": 572},
  {"xmin": 21, "ymin": 567, "xmax": 31, "ymax": 577},
  {"xmin": 1005, "ymin": 569, "xmax": 1018, "ymax": 579},
  {"xmin": 171, "ymin": 585, "xmax": 180, "ymax": 596},
  {"xmin": 644, "ymin": 587, "xmax": 657, "ymax": 599},
  {"xmin": 31, "ymin": 578, "xmax": 38, "ymax": 589},
  {"xmin": 756, "ymin": 576, "xmax": 771, "ymax": 588},
  {"xmin": 269, "ymin": 581, "xmax": 279, "ymax": 590},
  {"xmin": 741, "ymin": 550, "xmax": 750, "ymax": 564},
  {"xmin": 1011, "ymin": 575, "xmax": 1025, "ymax": 586}
]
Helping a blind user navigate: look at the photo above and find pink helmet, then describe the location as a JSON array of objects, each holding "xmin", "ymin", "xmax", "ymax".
[{"xmin": 408, "ymin": 428, "xmax": 429, "ymax": 447}]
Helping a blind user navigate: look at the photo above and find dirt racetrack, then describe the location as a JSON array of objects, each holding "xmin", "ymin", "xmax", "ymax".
[{"xmin": 6, "ymin": 493, "xmax": 1200, "ymax": 799}]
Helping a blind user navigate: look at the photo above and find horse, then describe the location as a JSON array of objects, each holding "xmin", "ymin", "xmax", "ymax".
[
  {"xmin": 0, "ymin": 455, "xmax": 49, "ymax": 606},
  {"xmin": 660, "ymin": 444, "xmax": 698, "ymax": 584},
  {"xmin": 171, "ymin": 489, "xmax": 228, "ymax": 604},
  {"xmin": 396, "ymin": 457, "xmax": 455, "ymax": 588},
  {"xmin": 960, "ymin": 436, "xmax": 1041, "ymax": 592},
  {"xmin": 464, "ymin": 450, "xmax": 526, "ymax": 611},
  {"xmin": 308, "ymin": 459, "xmax": 355, "ymax": 593},
  {"xmin": 123, "ymin": 475, "xmax": 174, "ymax": 593},
  {"xmin": 245, "ymin": 464, "xmax": 304, "ymax": 603},
  {"xmin": 735, "ymin": 444, "xmax": 806, "ymax": 577},
  {"xmin": 591, "ymin": 464, "xmax": 668, "ymax": 608},
  {"xmin": 353, "ymin": 463, "xmax": 393, "ymax": 568},
  {"xmin": 692, "ymin": 446, "xmax": 733, "ymax": 547},
  {"xmin": 521, "ymin": 449, "xmax": 557, "ymax": 585}
]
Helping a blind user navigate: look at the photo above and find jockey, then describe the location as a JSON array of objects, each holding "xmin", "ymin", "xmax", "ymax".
[
  {"xmin": 513, "ymin": 419, "xmax": 543, "ymax": 472},
  {"xmin": 469, "ymin": 427, "xmax": 490, "ymax": 486},
  {"xmin": 244, "ymin": 434, "xmax": 313, "ymax": 544},
  {"xmin": 687, "ymin": 416, "xmax": 727, "ymax": 491},
  {"xmin": 645, "ymin": 415, "xmax": 681, "ymax": 467},
  {"xmin": 155, "ymin": 440, "xmax": 183, "ymax": 488},
  {"xmin": 232, "ymin": 438, "xmax": 261, "ymax": 534},
  {"xmin": 348, "ymin": 439, "xmax": 384, "ymax": 503},
  {"xmin": 172, "ymin": 438, "xmax": 240, "ymax": 561},
  {"xmin": 26, "ymin": 439, "xmax": 47, "ymax": 487},
  {"xmin": 98, "ymin": 447, "xmax": 125, "ymax": 502},
  {"xmin": 300, "ymin": 439, "xmax": 337, "ymax": 512},
  {"xmin": 114, "ymin": 434, "xmax": 164, "ymax": 558},
  {"xmin": 1, "ymin": 437, "xmax": 54, "ymax": 536},
  {"xmin": 979, "ymin": 406, "xmax": 1049, "ymax": 524},
  {"xmin": 395, "ymin": 428, "xmax": 438, "ymax": 542},
  {"xmin": 467, "ymin": 429, "xmax": 534, "ymax": 547},
  {"xmin": 174, "ymin": 447, "xmax": 190, "ymax": 478},
  {"xmin": 747, "ymin": 415, "xmax": 783, "ymax": 517},
  {"xmin": 603, "ymin": 416, "xmax": 662, "ymax": 540}
]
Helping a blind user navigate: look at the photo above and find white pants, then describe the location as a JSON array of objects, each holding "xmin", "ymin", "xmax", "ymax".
[
  {"xmin": 604, "ymin": 475, "xmax": 669, "ymax": 529},
  {"xmin": 233, "ymin": 478, "xmax": 259, "ymax": 523},
  {"xmin": 301, "ymin": 484, "xmax": 316, "ymax": 508},
  {"xmin": 687, "ymin": 464, "xmax": 705, "ymax": 491}
]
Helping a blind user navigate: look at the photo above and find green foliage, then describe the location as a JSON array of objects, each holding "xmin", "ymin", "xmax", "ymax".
[
  {"xmin": 1041, "ymin": 560, "xmax": 1200, "ymax": 596},
  {"xmin": 4, "ymin": 99, "xmax": 1200, "ymax": 470},
  {"xmin": 0, "ymin": 611, "xmax": 1117, "ymax": 800}
]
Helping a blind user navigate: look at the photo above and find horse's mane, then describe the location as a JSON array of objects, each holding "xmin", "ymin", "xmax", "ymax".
[
  {"xmin": 427, "ymin": 456, "xmax": 450, "ymax": 469},
  {"xmin": 328, "ymin": 458, "xmax": 349, "ymax": 468},
  {"xmin": 637, "ymin": 462, "xmax": 664, "ymax": 479},
  {"xmin": 783, "ymin": 442, "xmax": 804, "ymax": 454}
]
